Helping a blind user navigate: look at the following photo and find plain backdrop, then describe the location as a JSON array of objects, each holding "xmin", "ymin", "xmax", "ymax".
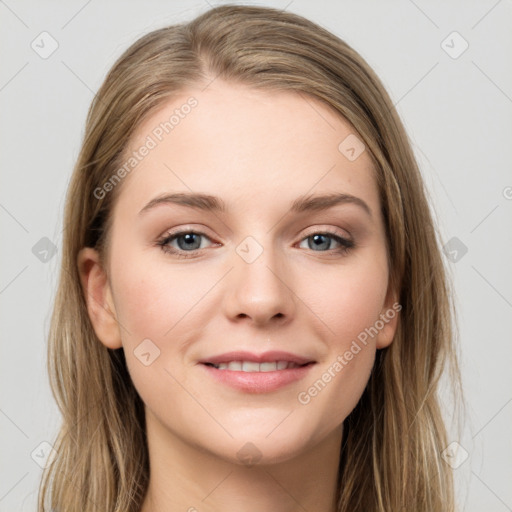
[{"xmin": 1, "ymin": 1, "xmax": 511, "ymax": 510}]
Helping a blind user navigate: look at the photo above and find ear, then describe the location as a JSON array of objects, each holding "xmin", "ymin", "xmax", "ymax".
[
  {"xmin": 375, "ymin": 283, "xmax": 401, "ymax": 350},
  {"xmin": 77, "ymin": 247, "xmax": 122, "ymax": 349}
]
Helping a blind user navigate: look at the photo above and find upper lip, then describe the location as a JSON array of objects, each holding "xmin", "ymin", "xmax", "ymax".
[{"xmin": 198, "ymin": 350, "xmax": 316, "ymax": 366}]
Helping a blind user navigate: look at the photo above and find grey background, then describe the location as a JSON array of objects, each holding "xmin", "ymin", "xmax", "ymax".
[{"xmin": 1, "ymin": 0, "xmax": 511, "ymax": 510}]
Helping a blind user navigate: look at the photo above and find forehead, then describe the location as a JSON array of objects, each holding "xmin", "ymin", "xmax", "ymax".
[{"xmin": 114, "ymin": 79, "xmax": 379, "ymax": 220}]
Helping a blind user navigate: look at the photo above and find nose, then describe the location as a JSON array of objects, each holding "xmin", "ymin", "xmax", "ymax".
[{"xmin": 223, "ymin": 240, "xmax": 296, "ymax": 327}]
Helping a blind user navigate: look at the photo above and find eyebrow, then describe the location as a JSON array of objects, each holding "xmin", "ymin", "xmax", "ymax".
[{"xmin": 138, "ymin": 191, "xmax": 373, "ymax": 218}]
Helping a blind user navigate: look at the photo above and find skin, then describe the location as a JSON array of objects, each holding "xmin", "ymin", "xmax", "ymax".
[{"xmin": 78, "ymin": 79, "xmax": 399, "ymax": 512}]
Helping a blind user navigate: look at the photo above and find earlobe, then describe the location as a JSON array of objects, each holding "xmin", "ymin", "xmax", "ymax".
[
  {"xmin": 375, "ymin": 287, "xmax": 401, "ymax": 350},
  {"xmin": 77, "ymin": 247, "xmax": 122, "ymax": 349}
]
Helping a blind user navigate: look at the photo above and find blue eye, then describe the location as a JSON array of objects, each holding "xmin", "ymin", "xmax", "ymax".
[
  {"xmin": 156, "ymin": 230, "xmax": 354, "ymax": 259},
  {"xmin": 299, "ymin": 233, "xmax": 354, "ymax": 254},
  {"xmin": 157, "ymin": 231, "xmax": 213, "ymax": 258}
]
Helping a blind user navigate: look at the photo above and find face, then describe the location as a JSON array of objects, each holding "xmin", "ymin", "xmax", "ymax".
[{"xmin": 79, "ymin": 79, "xmax": 399, "ymax": 466}]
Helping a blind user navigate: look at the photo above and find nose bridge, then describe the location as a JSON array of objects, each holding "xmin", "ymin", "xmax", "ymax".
[{"xmin": 224, "ymin": 232, "xmax": 295, "ymax": 325}]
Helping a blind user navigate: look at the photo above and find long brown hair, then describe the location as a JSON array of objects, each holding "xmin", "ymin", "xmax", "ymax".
[{"xmin": 39, "ymin": 4, "xmax": 462, "ymax": 511}]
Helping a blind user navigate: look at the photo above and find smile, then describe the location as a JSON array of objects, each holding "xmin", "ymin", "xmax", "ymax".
[
  {"xmin": 203, "ymin": 361, "xmax": 305, "ymax": 371},
  {"xmin": 200, "ymin": 361, "xmax": 316, "ymax": 393}
]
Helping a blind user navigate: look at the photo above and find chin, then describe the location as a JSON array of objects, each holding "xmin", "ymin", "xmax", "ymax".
[{"xmin": 212, "ymin": 428, "xmax": 315, "ymax": 467}]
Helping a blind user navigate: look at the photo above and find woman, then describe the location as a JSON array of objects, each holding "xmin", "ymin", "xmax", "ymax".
[{"xmin": 39, "ymin": 4, "xmax": 461, "ymax": 511}]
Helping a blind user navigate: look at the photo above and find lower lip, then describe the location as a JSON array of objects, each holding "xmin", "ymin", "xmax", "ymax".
[{"xmin": 199, "ymin": 363, "xmax": 315, "ymax": 393}]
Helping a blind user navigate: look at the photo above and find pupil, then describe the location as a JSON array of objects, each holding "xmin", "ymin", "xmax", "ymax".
[
  {"xmin": 311, "ymin": 234, "xmax": 329, "ymax": 250},
  {"xmin": 179, "ymin": 233, "xmax": 200, "ymax": 250}
]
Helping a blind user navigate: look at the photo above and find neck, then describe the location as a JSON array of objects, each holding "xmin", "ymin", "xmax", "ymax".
[{"xmin": 140, "ymin": 409, "xmax": 342, "ymax": 512}]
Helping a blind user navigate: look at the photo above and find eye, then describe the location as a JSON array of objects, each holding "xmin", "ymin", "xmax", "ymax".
[
  {"xmin": 156, "ymin": 230, "xmax": 215, "ymax": 259},
  {"xmin": 298, "ymin": 231, "xmax": 354, "ymax": 255}
]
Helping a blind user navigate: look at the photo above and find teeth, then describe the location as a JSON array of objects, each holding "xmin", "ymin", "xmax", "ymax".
[
  {"xmin": 210, "ymin": 360, "xmax": 302, "ymax": 372},
  {"xmin": 242, "ymin": 361, "xmax": 260, "ymax": 372}
]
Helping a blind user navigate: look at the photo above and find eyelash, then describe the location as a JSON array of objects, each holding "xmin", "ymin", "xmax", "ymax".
[{"xmin": 156, "ymin": 229, "xmax": 355, "ymax": 259}]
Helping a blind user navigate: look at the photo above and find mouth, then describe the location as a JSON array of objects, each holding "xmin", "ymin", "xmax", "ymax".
[
  {"xmin": 198, "ymin": 350, "xmax": 316, "ymax": 393},
  {"xmin": 202, "ymin": 360, "xmax": 313, "ymax": 371}
]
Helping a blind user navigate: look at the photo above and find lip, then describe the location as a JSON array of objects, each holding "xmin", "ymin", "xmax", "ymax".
[
  {"xmin": 197, "ymin": 350, "xmax": 316, "ymax": 366},
  {"xmin": 197, "ymin": 350, "xmax": 316, "ymax": 394},
  {"xmin": 199, "ymin": 363, "xmax": 315, "ymax": 393}
]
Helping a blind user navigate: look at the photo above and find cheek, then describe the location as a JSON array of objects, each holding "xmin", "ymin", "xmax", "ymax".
[
  {"xmin": 292, "ymin": 260, "xmax": 387, "ymax": 424},
  {"xmin": 108, "ymin": 253, "xmax": 218, "ymax": 390},
  {"xmin": 109, "ymin": 260, "xmax": 202, "ymax": 414},
  {"xmin": 111, "ymin": 256, "xmax": 209, "ymax": 341},
  {"xmin": 302, "ymin": 257, "xmax": 389, "ymax": 347}
]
